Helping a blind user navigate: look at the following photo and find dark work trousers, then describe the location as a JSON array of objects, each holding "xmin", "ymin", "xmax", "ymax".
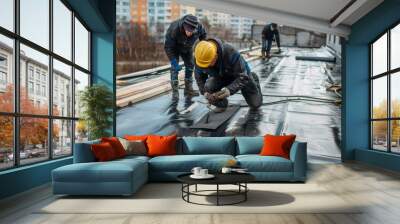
[
  {"xmin": 170, "ymin": 51, "xmax": 194, "ymax": 82},
  {"xmin": 261, "ymin": 38, "xmax": 273, "ymax": 55},
  {"xmin": 204, "ymin": 72, "xmax": 263, "ymax": 109}
]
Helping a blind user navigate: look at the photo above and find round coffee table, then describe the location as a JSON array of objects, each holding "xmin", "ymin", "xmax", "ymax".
[{"xmin": 177, "ymin": 173, "xmax": 255, "ymax": 206}]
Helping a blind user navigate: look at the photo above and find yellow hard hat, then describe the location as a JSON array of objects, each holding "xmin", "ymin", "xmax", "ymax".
[{"xmin": 195, "ymin": 41, "xmax": 217, "ymax": 68}]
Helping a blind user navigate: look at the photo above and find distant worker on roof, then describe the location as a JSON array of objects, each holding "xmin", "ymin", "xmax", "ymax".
[
  {"xmin": 261, "ymin": 23, "xmax": 281, "ymax": 59},
  {"xmin": 194, "ymin": 38, "xmax": 263, "ymax": 112},
  {"xmin": 164, "ymin": 14, "xmax": 207, "ymax": 101}
]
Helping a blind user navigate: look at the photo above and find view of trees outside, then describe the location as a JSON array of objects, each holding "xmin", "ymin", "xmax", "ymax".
[
  {"xmin": 372, "ymin": 100, "xmax": 400, "ymax": 152},
  {"xmin": 116, "ymin": 0, "xmax": 256, "ymax": 75},
  {"xmin": 371, "ymin": 24, "xmax": 400, "ymax": 153},
  {"xmin": 0, "ymin": 85, "xmax": 63, "ymax": 168}
]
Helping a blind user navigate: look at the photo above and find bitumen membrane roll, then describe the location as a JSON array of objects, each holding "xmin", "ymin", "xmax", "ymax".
[{"xmin": 295, "ymin": 56, "xmax": 336, "ymax": 63}]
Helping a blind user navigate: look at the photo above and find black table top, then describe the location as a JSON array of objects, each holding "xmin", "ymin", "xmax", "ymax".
[{"xmin": 177, "ymin": 172, "xmax": 255, "ymax": 185}]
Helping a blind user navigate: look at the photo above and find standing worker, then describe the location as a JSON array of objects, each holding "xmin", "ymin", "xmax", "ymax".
[
  {"xmin": 261, "ymin": 23, "xmax": 281, "ymax": 59},
  {"xmin": 194, "ymin": 38, "xmax": 263, "ymax": 112},
  {"xmin": 164, "ymin": 14, "xmax": 207, "ymax": 101}
]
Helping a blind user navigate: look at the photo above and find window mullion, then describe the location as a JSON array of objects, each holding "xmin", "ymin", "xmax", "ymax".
[
  {"xmin": 71, "ymin": 10, "xmax": 76, "ymax": 154},
  {"xmin": 388, "ymin": 29, "xmax": 392, "ymax": 153},
  {"xmin": 48, "ymin": 0, "xmax": 53, "ymax": 160},
  {"xmin": 13, "ymin": 0, "xmax": 21, "ymax": 167},
  {"xmin": 370, "ymin": 45, "xmax": 373, "ymax": 149}
]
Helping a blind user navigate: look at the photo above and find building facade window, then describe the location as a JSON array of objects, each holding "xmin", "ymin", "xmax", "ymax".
[
  {"xmin": 0, "ymin": 0, "xmax": 91, "ymax": 170},
  {"xmin": 370, "ymin": 23, "xmax": 400, "ymax": 154}
]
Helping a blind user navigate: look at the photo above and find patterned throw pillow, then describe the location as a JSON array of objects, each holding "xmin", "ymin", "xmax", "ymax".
[{"xmin": 118, "ymin": 138, "xmax": 147, "ymax": 156}]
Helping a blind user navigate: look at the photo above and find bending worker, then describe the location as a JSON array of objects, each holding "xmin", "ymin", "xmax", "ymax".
[
  {"xmin": 261, "ymin": 23, "xmax": 281, "ymax": 58},
  {"xmin": 194, "ymin": 38, "xmax": 263, "ymax": 112},
  {"xmin": 164, "ymin": 14, "xmax": 207, "ymax": 101}
]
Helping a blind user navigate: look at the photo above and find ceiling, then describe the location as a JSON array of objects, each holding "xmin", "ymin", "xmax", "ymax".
[{"xmin": 178, "ymin": 0, "xmax": 384, "ymax": 37}]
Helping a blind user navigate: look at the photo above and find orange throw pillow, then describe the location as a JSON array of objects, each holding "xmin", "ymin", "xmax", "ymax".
[
  {"xmin": 124, "ymin": 135, "xmax": 149, "ymax": 141},
  {"xmin": 91, "ymin": 142, "xmax": 117, "ymax": 162},
  {"xmin": 260, "ymin": 134, "xmax": 296, "ymax": 159},
  {"xmin": 101, "ymin": 137, "xmax": 127, "ymax": 158},
  {"xmin": 146, "ymin": 135, "xmax": 177, "ymax": 157}
]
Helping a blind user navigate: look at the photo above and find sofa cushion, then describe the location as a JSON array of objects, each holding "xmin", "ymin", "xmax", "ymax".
[
  {"xmin": 149, "ymin": 154, "xmax": 235, "ymax": 172},
  {"xmin": 236, "ymin": 137, "xmax": 263, "ymax": 155},
  {"xmin": 116, "ymin": 155, "xmax": 150, "ymax": 163},
  {"xmin": 91, "ymin": 142, "xmax": 118, "ymax": 162},
  {"xmin": 101, "ymin": 137, "xmax": 127, "ymax": 158},
  {"xmin": 182, "ymin": 137, "xmax": 235, "ymax": 155},
  {"xmin": 119, "ymin": 138, "xmax": 147, "ymax": 156},
  {"xmin": 147, "ymin": 135, "xmax": 177, "ymax": 157},
  {"xmin": 73, "ymin": 139, "xmax": 100, "ymax": 163},
  {"xmin": 236, "ymin": 155, "xmax": 293, "ymax": 172},
  {"xmin": 260, "ymin": 134, "xmax": 296, "ymax": 159},
  {"xmin": 53, "ymin": 158, "xmax": 147, "ymax": 183},
  {"xmin": 124, "ymin": 135, "xmax": 150, "ymax": 141}
]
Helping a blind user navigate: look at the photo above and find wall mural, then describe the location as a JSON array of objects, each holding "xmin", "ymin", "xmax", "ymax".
[{"xmin": 115, "ymin": 0, "xmax": 342, "ymax": 159}]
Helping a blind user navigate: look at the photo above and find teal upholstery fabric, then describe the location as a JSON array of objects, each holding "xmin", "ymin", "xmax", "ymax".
[
  {"xmin": 236, "ymin": 155, "xmax": 293, "ymax": 172},
  {"xmin": 182, "ymin": 137, "xmax": 235, "ymax": 155},
  {"xmin": 73, "ymin": 140, "xmax": 100, "ymax": 163},
  {"xmin": 236, "ymin": 136, "xmax": 264, "ymax": 155},
  {"xmin": 290, "ymin": 141, "xmax": 307, "ymax": 181},
  {"xmin": 52, "ymin": 158, "xmax": 148, "ymax": 195},
  {"xmin": 149, "ymin": 154, "xmax": 235, "ymax": 172}
]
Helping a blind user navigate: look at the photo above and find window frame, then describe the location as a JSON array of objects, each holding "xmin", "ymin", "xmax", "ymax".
[
  {"xmin": 370, "ymin": 19, "xmax": 400, "ymax": 154},
  {"xmin": 0, "ymin": 0, "xmax": 92, "ymax": 171}
]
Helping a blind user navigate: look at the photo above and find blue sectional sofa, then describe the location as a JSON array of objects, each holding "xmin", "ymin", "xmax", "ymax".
[{"xmin": 52, "ymin": 137, "xmax": 307, "ymax": 196}]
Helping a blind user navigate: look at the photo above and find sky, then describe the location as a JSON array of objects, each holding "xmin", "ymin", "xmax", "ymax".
[
  {"xmin": 0, "ymin": 0, "xmax": 89, "ymax": 70},
  {"xmin": 372, "ymin": 30, "xmax": 400, "ymax": 108}
]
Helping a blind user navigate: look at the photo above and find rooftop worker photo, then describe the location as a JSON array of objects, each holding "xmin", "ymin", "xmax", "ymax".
[
  {"xmin": 261, "ymin": 23, "xmax": 281, "ymax": 59},
  {"xmin": 194, "ymin": 38, "xmax": 263, "ymax": 112},
  {"xmin": 164, "ymin": 14, "xmax": 207, "ymax": 102}
]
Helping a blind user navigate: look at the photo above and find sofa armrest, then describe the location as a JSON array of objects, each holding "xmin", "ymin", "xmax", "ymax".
[
  {"xmin": 73, "ymin": 140, "xmax": 99, "ymax": 163},
  {"xmin": 289, "ymin": 141, "xmax": 307, "ymax": 181}
]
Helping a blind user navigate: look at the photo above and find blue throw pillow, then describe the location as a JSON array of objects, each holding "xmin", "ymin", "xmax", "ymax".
[
  {"xmin": 236, "ymin": 137, "xmax": 264, "ymax": 155},
  {"xmin": 182, "ymin": 137, "xmax": 235, "ymax": 155}
]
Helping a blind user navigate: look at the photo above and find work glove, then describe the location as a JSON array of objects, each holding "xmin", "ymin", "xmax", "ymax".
[
  {"xmin": 204, "ymin": 92, "xmax": 218, "ymax": 104},
  {"xmin": 214, "ymin": 87, "xmax": 230, "ymax": 100},
  {"xmin": 170, "ymin": 58, "xmax": 182, "ymax": 72}
]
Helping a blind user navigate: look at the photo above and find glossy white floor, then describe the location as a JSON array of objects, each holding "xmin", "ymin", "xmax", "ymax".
[{"xmin": 1, "ymin": 160, "xmax": 400, "ymax": 224}]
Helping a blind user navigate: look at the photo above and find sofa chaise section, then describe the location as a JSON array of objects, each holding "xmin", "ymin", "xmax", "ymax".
[{"xmin": 52, "ymin": 142, "xmax": 149, "ymax": 196}]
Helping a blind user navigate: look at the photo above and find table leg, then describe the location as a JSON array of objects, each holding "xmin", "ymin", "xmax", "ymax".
[
  {"xmin": 245, "ymin": 183, "xmax": 247, "ymax": 201},
  {"xmin": 181, "ymin": 184, "xmax": 183, "ymax": 199},
  {"xmin": 195, "ymin": 184, "xmax": 198, "ymax": 192},
  {"xmin": 187, "ymin": 184, "xmax": 190, "ymax": 202},
  {"xmin": 217, "ymin": 184, "xmax": 219, "ymax": 206}
]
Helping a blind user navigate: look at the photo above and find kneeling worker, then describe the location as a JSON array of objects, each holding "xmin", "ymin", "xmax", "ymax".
[{"xmin": 194, "ymin": 38, "xmax": 263, "ymax": 112}]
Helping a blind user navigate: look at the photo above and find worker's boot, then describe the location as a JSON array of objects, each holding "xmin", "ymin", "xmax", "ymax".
[
  {"xmin": 261, "ymin": 50, "xmax": 266, "ymax": 59},
  {"xmin": 171, "ymin": 80, "xmax": 179, "ymax": 102},
  {"xmin": 183, "ymin": 79, "xmax": 199, "ymax": 97}
]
